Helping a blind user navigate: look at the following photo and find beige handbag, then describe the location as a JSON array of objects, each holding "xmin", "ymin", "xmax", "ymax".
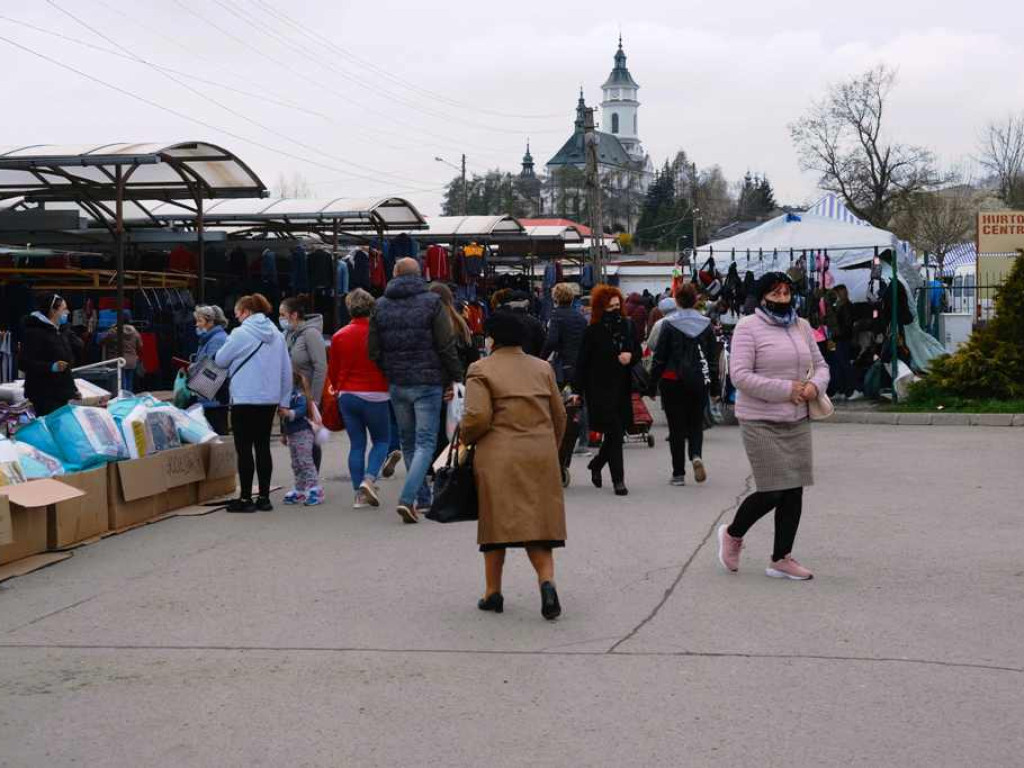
[{"xmin": 800, "ymin": 323, "xmax": 835, "ymax": 421}]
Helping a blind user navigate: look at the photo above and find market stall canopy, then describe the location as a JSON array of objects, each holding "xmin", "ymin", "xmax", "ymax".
[
  {"xmin": 697, "ymin": 211, "xmax": 919, "ymax": 303},
  {"xmin": 523, "ymin": 225, "xmax": 584, "ymax": 243},
  {"xmin": 141, "ymin": 196, "xmax": 426, "ymax": 232},
  {"xmin": 410, "ymin": 215, "xmax": 525, "ymax": 241},
  {"xmin": 0, "ymin": 142, "xmax": 267, "ymax": 203}
]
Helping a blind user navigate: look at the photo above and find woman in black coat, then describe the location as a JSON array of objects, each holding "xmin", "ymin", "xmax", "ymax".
[
  {"xmin": 573, "ymin": 285, "xmax": 641, "ymax": 497},
  {"xmin": 21, "ymin": 293, "xmax": 83, "ymax": 416}
]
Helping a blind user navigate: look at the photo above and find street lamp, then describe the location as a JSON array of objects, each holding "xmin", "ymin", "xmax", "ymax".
[{"xmin": 436, "ymin": 155, "xmax": 467, "ymax": 215}]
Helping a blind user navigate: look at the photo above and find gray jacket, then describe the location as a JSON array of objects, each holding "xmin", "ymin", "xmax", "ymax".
[{"xmin": 285, "ymin": 314, "xmax": 327, "ymax": 400}]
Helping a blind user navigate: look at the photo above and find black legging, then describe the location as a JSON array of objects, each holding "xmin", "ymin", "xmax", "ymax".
[
  {"xmin": 659, "ymin": 379, "xmax": 704, "ymax": 476},
  {"xmin": 590, "ymin": 419, "xmax": 625, "ymax": 484},
  {"xmin": 727, "ymin": 487, "xmax": 803, "ymax": 562},
  {"xmin": 231, "ymin": 404, "xmax": 277, "ymax": 499}
]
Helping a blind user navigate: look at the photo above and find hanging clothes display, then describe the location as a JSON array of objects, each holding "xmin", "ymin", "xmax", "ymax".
[
  {"xmin": 349, "ymin": 248, "xmax": 371, "ymax": 291},
  {"xmin": 425, "ymin": 244, "xmax": 450, "ymax": 282},
  {"xmin": 369, "ymin": 248, "xmax": 387, "ymax": 294},
  {"xmin": 336, "ymin": 257, "xmax": 350, "ymax": 295},
  {"xmin": 310, "ymin": 249, "xmax": 334, "ymax": 288},
  {"xmin": 261, "ymin": 248, "xmax": 279, "ymax": 282},
  {"xmin": 290, "ymin": 243, "xmax": 310, "ymax": 294}
]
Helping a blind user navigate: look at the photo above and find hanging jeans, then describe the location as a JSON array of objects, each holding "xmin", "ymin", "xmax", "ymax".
[
  {"xmin": 389, "ymin": 384, "xmax": 443, "ymax": 508},
  {"xmin": 727, "ymin": 487, "xmax": 804, "ymax": 562}
]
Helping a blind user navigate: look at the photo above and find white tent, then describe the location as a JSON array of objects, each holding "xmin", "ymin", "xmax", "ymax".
[{"xmin": 698, "ymin": 211, "xmax": 922, "ymax": 303}]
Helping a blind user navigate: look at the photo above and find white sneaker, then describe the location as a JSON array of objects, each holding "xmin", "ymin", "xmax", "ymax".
[
  {"xmin": 847, "ymin": 391, "xmax": 864, "ymax": 402},
  {"xmin": 359, "ymin": 479, "xmax": 381, "ymax": 507},
  {"xmin": 353, "ymin": 488, "xmax": 371, "ymax": 509}
]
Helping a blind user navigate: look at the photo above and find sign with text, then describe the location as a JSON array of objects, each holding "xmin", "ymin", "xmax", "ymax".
[{"xmin": 977, "ymin": 211, "xmax": 1024, "ymax": 286}]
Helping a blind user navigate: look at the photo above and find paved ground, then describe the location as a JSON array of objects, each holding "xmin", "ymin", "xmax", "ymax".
[{"xmin": 1, "ymin": 413, "xmax": 1023, "ymax": 767}]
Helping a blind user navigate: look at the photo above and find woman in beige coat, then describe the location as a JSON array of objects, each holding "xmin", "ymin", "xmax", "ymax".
[{"xmin": 461, "ymin": 312, "xmax": 568, "ymax": 620}]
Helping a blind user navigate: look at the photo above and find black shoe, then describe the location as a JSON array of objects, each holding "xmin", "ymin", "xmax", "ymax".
[
  {"xmin": 587, "ymin": 460, "xmax": 602, "ymax": 488},
  {"xmin": 478, "ymin": 593, "xmax": 504, "ymax": 613},
  {"xmin": 540, "ymin": 581, "xmax": 561, "ymax": 620},
  {"xmin": 255, "ymin": 496, "xmax": 273, "ymax": 511},
  {"xmin": 613, "ymin": 482, "xmax": 629, "ymax": 496},
  {"xmin": 226, "ymin": 498, "xmax": 256, "ymax": 513}
]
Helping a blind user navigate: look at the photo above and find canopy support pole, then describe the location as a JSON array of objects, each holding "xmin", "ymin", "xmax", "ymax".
[
  {"xmin": 197, "ymin": 195, "xmax": 206, "ymax": 303},
  {"xmin": 115, "ymin": 166, "xmax": 125, "ymax": 364},
  {"xmin": 890, "ymin": 247, "xmax": 899, "ymax": 404}
]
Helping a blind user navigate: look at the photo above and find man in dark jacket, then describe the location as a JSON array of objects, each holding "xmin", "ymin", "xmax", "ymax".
[
  {"xmin": 494, "ymin": 290, "xmax": 546, "ymax": 358},
  {"xmin": 369, "ymin": 258, "xmax": 463, "ymax": 524},
  {"xmin": 20, "ymin": 293, "xmax": 82, "ymax": 416}
]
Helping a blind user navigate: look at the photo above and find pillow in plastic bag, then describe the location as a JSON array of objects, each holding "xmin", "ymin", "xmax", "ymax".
[
  {"xmin": 0, "ymin": 438, "xmax": 28, "ymax": 485},
  {"xmin": 13, "ymin": 418, "xmax": 61, "ymax": 460},
  {"xmin": 44, "ymin": 404, "xmax": 128, "ymax": 471},
  {"xmin": 12, "ymin": 440, "xmax": 65, "ymax": 479}
]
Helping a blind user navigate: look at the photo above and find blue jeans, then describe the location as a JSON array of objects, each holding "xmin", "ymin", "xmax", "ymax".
[
  {"xmin": 121, "ymin": 368, "xmax": 135, "ymax": 394},
  {"xmin": 389, "ymin": 384, "xmax": 442, "ymax": 508},
  {"xmin": 338, "ymin": 394, "xmax": 392, "ymax": 491},
  {"xmin": 387, "ymin": 402, "xmax": 401, "ymax": 454}
]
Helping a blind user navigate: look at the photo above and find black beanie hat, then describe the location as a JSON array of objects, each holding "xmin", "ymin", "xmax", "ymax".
[
  {"xmin": 485, "ymin": 310, "xmax": 527, "ymax": 347},
  {"xmin": 755, "ymin": 271, "xmax": 794, "ymax": 302}
]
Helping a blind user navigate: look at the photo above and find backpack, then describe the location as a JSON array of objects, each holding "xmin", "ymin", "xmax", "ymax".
[{"xmin": 671, "ymin": 328, "xmax": 711, "ymax": 394}]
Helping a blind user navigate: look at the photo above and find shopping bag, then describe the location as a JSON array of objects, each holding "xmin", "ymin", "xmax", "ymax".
[
  {"xmin": 173, "ymin": 370, "xmax": 192, "ymax": 408},
  {"xmin": 426, "ymin": 428, "xmax": 478, "ymax": 524},
  {"xmin": 320, "ymin": 383, "xmax": 345, "ymax": 432},
  {"xmin": 308, "ymin": 401, "xmax": 332, "ymax": 446},
  {"xmin": 445, "ymin": 383, "xmax": 465, "ymax": 441}
]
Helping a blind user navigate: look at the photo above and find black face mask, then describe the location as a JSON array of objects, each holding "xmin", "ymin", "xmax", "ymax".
[
  {"xmin": 763, "ymin": 298, "xmax": 792, "ymax": 315},
  {"xmin": 602, "ymin": 309, "xmax": 622, "ymax": 324}
]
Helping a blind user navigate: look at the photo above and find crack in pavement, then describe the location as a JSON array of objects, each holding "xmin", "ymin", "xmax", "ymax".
[
  {"xmin": 605, "ymin": 474, "xmax": 753, "ymax": 654},
  {"xmin": 0, "ymin": 642, "xmax": 1019, "ymax": 674}
]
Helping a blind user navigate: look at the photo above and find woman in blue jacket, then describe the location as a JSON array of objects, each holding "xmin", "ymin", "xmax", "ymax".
[
  {"xmin": 215, "ymin": 293, "xmax": 293, "ymax": 513},
  {"xmin": 191, "ymin": 305, "xmax": 230, "ymax": 435}
]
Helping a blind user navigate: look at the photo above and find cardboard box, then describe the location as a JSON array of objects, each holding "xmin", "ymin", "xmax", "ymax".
[
  {"xmin": 197, "ymin": 440, "xmax": 237, "ymax": 503},
  {"xmin": 0, "ymin": 495, "xmax": 13, "ymax": 547},
  {"xmin": 51, "ymin": 467, "xmax": 110, "ymax": 549},
  {"xmin": 107, "ymin": 445, "xmax": 208, "ymax": 529},
  {"xmin": 0, "ymin": 479, "xmax": 85, "ymax": 565}
]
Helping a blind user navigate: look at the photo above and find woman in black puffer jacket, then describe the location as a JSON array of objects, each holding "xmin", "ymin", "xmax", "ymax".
[
  {"xmin": 21, "ymin": 293, "xmax": 83, "ymax": 416},
  {"xmin": 541, "ymin": 283, "xmax": 587, "ymax": 387}
]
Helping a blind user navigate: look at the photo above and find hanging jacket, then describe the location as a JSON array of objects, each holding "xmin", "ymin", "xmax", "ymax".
[
  {"xmin": 350, "ymin": 249, "xmax": 371, "ymax": 291},
  {"xmin": 285, "ymin": 314, "xmax": 327, "ymax": 401},
  {"xmin": 261, "ymin": 249, "xmax": 279, "ymax": 283},
  {"xmin": 215, "ymin": 313, "xmax": 292, "ymax": 407},
  {"xmin": 336, "ymin": 258, "xmax": 350, "ymax": 295},
  {"xmin": 290, "ymin": 244, "xmax": 309, "ymax": 293}
]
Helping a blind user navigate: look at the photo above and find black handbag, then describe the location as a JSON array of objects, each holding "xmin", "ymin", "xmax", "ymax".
[
  {"xmin": 426, "ymin": 427, "xmax": 479, "ymax": 523},
  {"xmin": 631, "ymin": 361, "xmax": 650, "ymax": 394}
]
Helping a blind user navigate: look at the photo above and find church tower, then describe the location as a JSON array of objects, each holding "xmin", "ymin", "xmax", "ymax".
[
  {"xmin": 520, "ymin": 140, "xmax": 535, "ymax": 178},
  {"xmin": 600, "ymin": 36, "xmax": 642, "ymax": 162}
]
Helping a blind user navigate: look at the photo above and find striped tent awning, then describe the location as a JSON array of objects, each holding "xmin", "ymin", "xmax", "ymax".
[{"xmin": 807, "ymin": 193, "xmax": 916, "ymax": 258}]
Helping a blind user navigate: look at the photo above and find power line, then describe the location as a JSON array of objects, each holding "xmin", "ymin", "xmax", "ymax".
[
  {"xmin": 43, "ymin": 0, "xmax": 429, "ymax": 186},
  {"xmin": 250, "ymin": 0, "xmax": 564, "ymax": 121},
  {"xmin": 0, "ymin": 32, "xmax": 443, "ymax": 193},
  {"xmin": 211, "ymin": 0, "xmax": 562, "ymax": 137},
  {"xmin": 167, "ymin": 0, "xmax": 523, "ymax": 159}
]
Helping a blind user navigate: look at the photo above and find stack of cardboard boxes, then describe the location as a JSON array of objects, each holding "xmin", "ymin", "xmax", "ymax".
[{"xmin": 0, "ymin": 439, "xmax": 237, "ymax": 574}]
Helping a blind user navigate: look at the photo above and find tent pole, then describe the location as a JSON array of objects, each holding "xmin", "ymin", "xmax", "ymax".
[
  {"xmin": 115, "ymin": 166, "xmax": 125, "ymax": 362},
  {"xmin": 197, "ymin": 195, "xmax": 206, "ymax": 304},
  {"xmin": 890, "ymin": 247, "xmax": 899, "ymax": 404}
]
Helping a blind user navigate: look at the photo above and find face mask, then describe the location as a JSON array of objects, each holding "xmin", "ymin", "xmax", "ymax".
[
  {"xmin": 195, "ymin": 327, "xmax": 205, "ymax": 337},
  {"xmin": 279, "ymin": 318, "xmax": 291, "ymax": 331},
  {"xmin": 58, "ymin": 312, "xmax": 69, "ymax": 326},
  {"xmin": 763, "ymin": 298, "xmax": 792, "ymax": 315},
  {"xmin": 484, "ymin": 337, "xmax": 494, "ymax": 354},
  {"xmin": 602, "ymin": 309, "xmax": 621, "ymax": 323}
]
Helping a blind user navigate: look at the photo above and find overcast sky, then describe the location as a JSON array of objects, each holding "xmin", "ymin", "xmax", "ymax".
[{"xmin": 3, "ymin": 0, "xmax": 1023, "ymax": 217}]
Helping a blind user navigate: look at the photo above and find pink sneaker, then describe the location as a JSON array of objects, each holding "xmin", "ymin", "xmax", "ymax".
[
  {"xmin": 766, "ymin": 555, "xmax": 813, "ymax": 580},
  {"xmin": 717, "ymin": 524, "xmax": 743, "ymax": 572}
]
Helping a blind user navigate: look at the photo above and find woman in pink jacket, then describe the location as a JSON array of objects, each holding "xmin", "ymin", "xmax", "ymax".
[{"xmin": 718, "ymin": 272, "xmax": 830, "ymax": 580}]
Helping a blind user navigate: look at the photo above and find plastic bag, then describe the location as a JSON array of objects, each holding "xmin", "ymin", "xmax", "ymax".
[
  {"xmin": 307, "ymin": 401, "xmax": 331, "ymax": 447},
  {"xmin": 13, "ymin": 418, "xmax": 62, "ymax": 460},
  {"xmin": 173, "ymin": 369, "xmax": 192, "ymax": 409},
  {"xmin": 166, "ymin": 406, "xmax": 216, "ymax": 444},
  {"xmin": 44, "ymin": 404, "xmax": 128, "ymax": 471},
  {"xmin": 13, "ymin": 440, "xmax": 65, "ymax": 479},
  {"xmin": 0, "ymin": 438, "xmax": 27, "ymax": 485},
  {"xmin": 445, "ymin": 383, "xmax": 466, "ymax": 441},
  {"xmin": 147, "ymin": 410, "xmax": 182, "ymax": 452}
]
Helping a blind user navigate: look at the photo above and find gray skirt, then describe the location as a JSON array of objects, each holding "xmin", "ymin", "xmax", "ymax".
[{"xmin": 740, "ymin": 419, "xmax": 814, "ymax": 493}]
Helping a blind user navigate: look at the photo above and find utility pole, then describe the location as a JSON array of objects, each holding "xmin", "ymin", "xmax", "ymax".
[
  {"xmin": 461, "ymin": 154, "xmax": 467, "ymax": 216},
  {"xmin": 583, "ymin": 107, "xmax": 606, "ymax": 282}
]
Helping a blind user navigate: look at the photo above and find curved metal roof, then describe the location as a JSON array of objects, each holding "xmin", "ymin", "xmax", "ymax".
[
  {"xmin": 0, "ymin": 142, "xmax": 267, "ymax": 203},
  {"xmin": 414, "ymin": 215, "xmax": 525, "ymax": 239},
  {"xmin": 143, "ymin": 196, "xmax": 427, "ymax": 231}
]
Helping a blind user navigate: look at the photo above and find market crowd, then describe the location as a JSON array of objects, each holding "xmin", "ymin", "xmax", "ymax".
[{"xmin": 17, "ymin": 252, "xmax": 845, "ymax": 621}]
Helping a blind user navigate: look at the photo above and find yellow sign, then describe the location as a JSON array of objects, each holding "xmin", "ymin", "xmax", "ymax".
[{"xmin": 977, "ymin": 211, "xmax": 1024, "ymax": 286}]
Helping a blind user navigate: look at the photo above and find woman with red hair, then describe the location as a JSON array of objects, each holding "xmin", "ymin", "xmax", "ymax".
[{"xmin": 573, "ymin": 285, "xmax": 642, "ymax": 496}]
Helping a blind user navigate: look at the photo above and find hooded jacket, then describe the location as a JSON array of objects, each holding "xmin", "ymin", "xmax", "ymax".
[
  {"xmin": 215, "ymin": 313, "xmax": 292, "ymax": 407},
  {"xmin": 649, "ymin": 309, "xmax": 718, "ymax": 393},
  {"xmin": 20, "ymin": 312, "xmax": 81, "ymax": 413},
  {"xmin": 285, "ymin": 314, "xmax": 327, "ymax": 400},
  {"xmin": 368, "ymin": 274, "xmax": 462, "ymax": 387}
]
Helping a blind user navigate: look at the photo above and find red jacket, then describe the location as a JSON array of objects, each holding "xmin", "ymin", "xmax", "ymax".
[{"xmin": 328, "ymin": 318, "xmax": 389, "ymax": 393}]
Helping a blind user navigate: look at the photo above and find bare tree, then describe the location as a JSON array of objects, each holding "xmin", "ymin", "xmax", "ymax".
[
  {"xmin": 275, "ymin": 171, "xmax": 313, "ymax": 199},
  {"xmin": 978, "ymin": 113, "xmax": 1024, "ymax": 208},
  {"xmin": 894, "ymin": 180, "xmax": 978, "ymax": 275},
  {"xmin": 790, "ymin": 65, "xmax": 940, "ymax": 229}
]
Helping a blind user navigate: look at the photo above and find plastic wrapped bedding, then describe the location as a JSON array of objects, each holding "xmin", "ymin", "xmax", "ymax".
[
  {"xmin": 12, "ymin": 440, "xmax": 65, "ymax": 479},
  {"xmin": 43, "ymin": 404, "xmax": 128, "ymax": 471}
]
